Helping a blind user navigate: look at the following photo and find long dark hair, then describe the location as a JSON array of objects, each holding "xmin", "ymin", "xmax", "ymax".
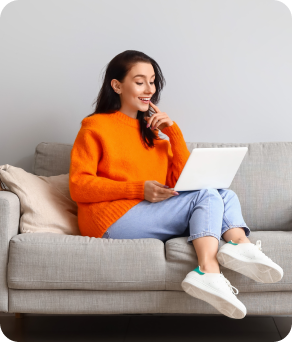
[{"xmin": 83, "ymin": 50, "xmax": 166, "ymax": 149}]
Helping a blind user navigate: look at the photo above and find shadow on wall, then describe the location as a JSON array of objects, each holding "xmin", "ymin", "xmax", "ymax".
[{"xmin": 14, "ymin": 154, "xmax": 35, "ymax": 174}]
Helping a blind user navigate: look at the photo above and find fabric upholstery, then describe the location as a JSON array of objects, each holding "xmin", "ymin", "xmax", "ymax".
[
  {"xmin": 33, "ymin": 141, "xmax": 292, "ymax": 231},
  {"xmin": 185, "ymin": 142, "xmax": 292, "ymax": 231},
  {"xmin": 8, "ymin": 233, "xmax": 166, "ymax": 291},
  {"xmin": 8, "ymin": 289, "xmax": 292, "ymax": 316},
  {"xmin": 32, "ymin": 142, "xmax": 72, "ymax": 177},
  {"xmin": 7, "ymin": 230, "xmax": 291, "ymax": 293},
  {"xmin": 1, "ymin": 140, "xmax": 292, "ymax": 316},
  {"xmin": 0, "ymin": 191, "xmax": 20, "ymax": 312},
  {"xmin": 165, "ymin": 230, "xmax": 292, "ymax": 293}
]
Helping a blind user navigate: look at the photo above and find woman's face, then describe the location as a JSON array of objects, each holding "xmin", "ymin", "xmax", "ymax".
[{"xmin": 111, "ymin": 62, "xmax": 156, "ymax": 115}]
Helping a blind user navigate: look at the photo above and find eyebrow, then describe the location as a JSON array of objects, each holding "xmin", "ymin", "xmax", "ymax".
[{"xmin": 133, "ymin": 74, "xmax": 155, "ymax": 79}]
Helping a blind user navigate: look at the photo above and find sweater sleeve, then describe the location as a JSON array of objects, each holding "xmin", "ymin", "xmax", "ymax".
[
  {"xmin": 69, "ymin": 128, "xmax": 145, "ymax": 203},
  {"xmin": 160, "ymin": 121, "xmax": 191, "ymax": 189}
]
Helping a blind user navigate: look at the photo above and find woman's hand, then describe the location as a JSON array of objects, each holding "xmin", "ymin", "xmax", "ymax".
[
  {"xmin": 145, "ymin": 101, "xmax": 174, "ymax": 131},
  {"xmin": 144, "ymin": 180, "xmax": 179, "ymax": 203}
]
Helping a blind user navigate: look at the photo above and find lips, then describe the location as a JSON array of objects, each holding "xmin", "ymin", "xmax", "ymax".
[{"xmin": 138, "ymin": 97, "xmax": 151, "ymax": 103}]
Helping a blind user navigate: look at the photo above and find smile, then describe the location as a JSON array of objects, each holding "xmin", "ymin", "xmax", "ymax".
[{"xmin": 138, "ymin": 97, "xmax": 151, "ymax": 104}]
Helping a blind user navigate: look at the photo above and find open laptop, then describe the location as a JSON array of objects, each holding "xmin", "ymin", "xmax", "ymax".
[{"xmin": 169, "ymin": 147, "xmax": 248, "ymax": 191}]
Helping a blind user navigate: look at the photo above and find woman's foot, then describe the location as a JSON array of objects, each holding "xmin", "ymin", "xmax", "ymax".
[
  {"xmin": 216, "ymin": 240, "xmax": 284, "ymax": 283},
  {"xmin": 181, "ymin": 266, "xmax": 246, "ymax": 319}
]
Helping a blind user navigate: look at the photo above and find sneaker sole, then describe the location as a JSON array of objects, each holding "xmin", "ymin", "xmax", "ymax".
[
  {"xmin": 217, "ymin": 249, "xmax": 283, "ymax": 283},
  {"xmin": 181, "ymin": 273, "xmax": 246, "ymax": 319}
]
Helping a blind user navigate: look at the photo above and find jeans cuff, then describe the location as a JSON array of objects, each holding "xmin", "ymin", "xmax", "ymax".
[
  {"xmin": 220, "ymin": 225, "xmax": 251, "ymax": 241},
  {"xmin": 187, "ymin": 232, "xmax": 220, "ymax": 245}
]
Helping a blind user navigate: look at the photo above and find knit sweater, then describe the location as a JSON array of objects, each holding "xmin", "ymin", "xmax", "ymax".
[{"xmin": 69, "ymin": 110, "xmax": 191, "ymax": 238}]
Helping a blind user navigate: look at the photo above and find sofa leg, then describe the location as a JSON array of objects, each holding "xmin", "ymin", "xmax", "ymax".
[{"xmin": 15, "ymin": 313, "xmax": 24, "ymax": 318}]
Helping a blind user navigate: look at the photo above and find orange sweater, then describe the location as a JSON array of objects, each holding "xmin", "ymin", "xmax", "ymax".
[{"xmin": 69, "ymin": 110, "xmax": 191, "ymax": 238}]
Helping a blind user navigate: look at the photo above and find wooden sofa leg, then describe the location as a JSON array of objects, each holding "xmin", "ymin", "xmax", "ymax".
[{"xmin": 15, "ymin": 313, "xmax": 24, "ymax": 318}]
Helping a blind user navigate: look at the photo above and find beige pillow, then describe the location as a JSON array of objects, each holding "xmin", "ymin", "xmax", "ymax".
[{"xmin": 0, "ymin": 164, "xmax": 80, "ymax": 235}]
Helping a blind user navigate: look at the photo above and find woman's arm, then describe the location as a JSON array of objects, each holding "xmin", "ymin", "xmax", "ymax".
[
  {"xmin": 69, "ymin": 128, "xmax": 145, "ymax": 203},
  {"xmin": 161, "ymin": 121, "xmax": 191, "ymax": 189}
]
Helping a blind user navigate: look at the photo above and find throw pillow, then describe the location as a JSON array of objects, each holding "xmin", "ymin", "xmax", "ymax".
[{"xmin": 0, "ymin": 164, "xmax": 80, "ymax": 235}]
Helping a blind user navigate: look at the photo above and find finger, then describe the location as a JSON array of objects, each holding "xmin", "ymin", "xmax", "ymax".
[
  {"xmin": 157, "ymin": 187, "xmax": 178, "ymax": 196},
  {"xmin": 147, "ymin": 113, "xmax": 157, "ymax": 128},
  {"xmin": 154, "ymin": 182, "xmax": 169, "ymax": 188},
  {"xmin": 149, "ymin": 114, "xmax": 164, "ymax": 129},
  {"xmin": 149, "ymin": 101, "xmax": 161, "ymax": 113},
  {"xmin": 152, "ymin": 118, "xmax": 167, "ymax": 130}
]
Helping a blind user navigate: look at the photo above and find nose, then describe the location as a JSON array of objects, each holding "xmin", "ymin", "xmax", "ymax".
[{"xmin": 145, "ymin": 83, "xmax": 153, "ymax": 94}]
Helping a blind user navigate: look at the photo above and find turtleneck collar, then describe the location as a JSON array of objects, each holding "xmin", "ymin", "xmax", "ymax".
[{"xmin": 113, "ymin": 110, "xmax": 140, "ymax": 128}]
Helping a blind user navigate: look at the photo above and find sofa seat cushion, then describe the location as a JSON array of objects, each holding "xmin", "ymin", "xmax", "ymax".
[
  {"xmin": 8, "ymin": 233, "xmax": 166, "ymax": 291},
  {"xmin": 165, "ymin": 231, "xmax": 292, "ymax": 293}
]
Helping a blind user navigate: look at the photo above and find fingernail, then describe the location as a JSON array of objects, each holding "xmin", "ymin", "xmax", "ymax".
[
  {"xmin": 146, "ymin": 124, "xmax": 150, "ymax": 128},
  {"xmin": 164, "ymin": 185, "xmax": 169, "ymax": 188}
]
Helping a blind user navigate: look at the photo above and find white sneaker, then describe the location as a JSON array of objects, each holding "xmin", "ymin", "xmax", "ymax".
[
  {"xmin": 216, "ymin": 240, "xmax": 284, "ymax": 283},
  {"xmin": 181, "ymin": 266, "xmax": 246, "ymax": 319}
]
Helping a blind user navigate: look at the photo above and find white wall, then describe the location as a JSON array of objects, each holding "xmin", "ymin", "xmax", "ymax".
[{"xmin": 1, "ymin": 0, "xmax": 292, "ymax": 172}]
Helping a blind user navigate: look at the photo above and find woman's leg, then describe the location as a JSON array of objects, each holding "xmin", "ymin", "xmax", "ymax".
[
  {"xmin": 187, "ymin": 188, "xmax": 225, "ymax": 274},
  {"xmin": 192, "ymin": 237, "xmax": 221, "ymax": 273},
  {"xmin": 189, "ymin": 189, "xmax": 251, "ymax": 274},
  {"xmin": 102, "ymin": 189, "xmax": 223, "ymax": 246},
  {"xmin": 216, "ymin": 189, "xmax": 283, "ymax": 284},
  {"xmin": 217, "ymin": 189, "xmax": 251, "ymax": 244},
  {"xmin": 181, "ymin": 189, "xmax": 248, "ymax": 319}
]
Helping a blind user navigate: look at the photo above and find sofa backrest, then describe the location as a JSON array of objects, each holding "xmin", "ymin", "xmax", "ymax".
[{"xmin": 32, "ymin": 141, "xmax": 292, "ymax": 232}]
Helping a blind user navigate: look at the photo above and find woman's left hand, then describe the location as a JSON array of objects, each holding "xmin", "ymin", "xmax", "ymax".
[{"xmin": 145, "ymin": 101, "xmax": 174, "ymax": 131}]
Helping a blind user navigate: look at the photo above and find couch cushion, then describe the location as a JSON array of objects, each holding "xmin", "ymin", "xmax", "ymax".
[
  {"xmin": 34, "ymin": 141, "xmax": 292, "ymax": 231},
  {"xmin": 186, "ymin": 142, "xmax": 292, "ymax": 232},
  {"xmin": 165, "ymin": 230, "xmax": 292, "ymax": 293},
  {"xmin": 32, "ymin": 142, "xmax": 72, "ymax": 177},
  {"xmin": 8, "ymin": 233, "xmax": 166, "ymax": 291}
]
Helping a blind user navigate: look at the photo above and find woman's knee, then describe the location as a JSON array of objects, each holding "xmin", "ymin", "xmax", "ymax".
[
  {"xmin": 218, "ymin": 188, "xmax": 237, "ymax": 198},
  {"xmin": 198, "ymin": 188, "xmax": 224, "ymax": 206},
  {"xmin": 199, "ymin": 188, "xmax": 221, "ymax": 198}
]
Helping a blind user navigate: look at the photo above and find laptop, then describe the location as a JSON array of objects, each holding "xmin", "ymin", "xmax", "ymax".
[{"xmin": 169, "ymin": 147, "xmax": 248, "ymax": 191}]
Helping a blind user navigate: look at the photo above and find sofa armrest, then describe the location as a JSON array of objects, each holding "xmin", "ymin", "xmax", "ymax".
[{"xmin": 0, "ymin": 191, "xmax": 20, "ymax": 312}]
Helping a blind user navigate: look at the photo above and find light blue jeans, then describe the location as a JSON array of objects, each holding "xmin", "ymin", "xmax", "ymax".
[{"xmin": 101, "ymin": 188, "xmax": 251, "ymax": 244}]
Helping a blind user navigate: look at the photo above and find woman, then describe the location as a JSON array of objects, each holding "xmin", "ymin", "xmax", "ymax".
[{"xmin": 69, "ymin": 50, "xmax": 283, "ymax": 320}]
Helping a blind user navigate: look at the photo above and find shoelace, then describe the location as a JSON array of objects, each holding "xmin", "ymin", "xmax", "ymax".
[
  {"xmin": 255, "ymin": 240, "xmax": 272, "ymax": 261},
  {"xmin": 219, "ymin": 272, "xmax": 239, "ymax": 295}
]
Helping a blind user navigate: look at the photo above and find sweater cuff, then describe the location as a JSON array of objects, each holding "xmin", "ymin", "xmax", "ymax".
[
  {"xmin": 161, "ymin": 121, "xmax": 184, "ymax": 142},
  {"xmin": 126, "ymin": 180, "xmax": 145, "ymax": 200}
]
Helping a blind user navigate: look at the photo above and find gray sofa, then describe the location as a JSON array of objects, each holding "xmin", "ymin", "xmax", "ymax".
[{"xmin": 1, "ymin": 141, "xmax": 292, "ymax": 317}]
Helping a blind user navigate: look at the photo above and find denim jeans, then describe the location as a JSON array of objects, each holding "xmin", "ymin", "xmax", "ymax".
[{"xmin": 101, "ymin": 188, "xmax": 251, "ymax": 244}]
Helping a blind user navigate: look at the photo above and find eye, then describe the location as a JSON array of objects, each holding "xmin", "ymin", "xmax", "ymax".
[{"xmin": 136, "ymin": 82, "xmax": 155, "ymax": 85}]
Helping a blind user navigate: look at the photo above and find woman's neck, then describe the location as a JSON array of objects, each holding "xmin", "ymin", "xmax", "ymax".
[{"xmin": 118, "ymin": 107, "xmax": 138, "ymax": 120}]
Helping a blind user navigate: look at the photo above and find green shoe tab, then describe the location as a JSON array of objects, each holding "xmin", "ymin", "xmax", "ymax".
[
  {"xmin": 193, "ymin": 266, "xmax": 205, "ymax": 275},
  {"xmin": 228, "ymin": 240, "xmax": 238, "ymax": 245}
]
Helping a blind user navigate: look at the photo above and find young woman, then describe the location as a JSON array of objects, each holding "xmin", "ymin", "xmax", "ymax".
[{"xmin": 69, "ymin": 50, "xmax": 283, "ymax": 320}]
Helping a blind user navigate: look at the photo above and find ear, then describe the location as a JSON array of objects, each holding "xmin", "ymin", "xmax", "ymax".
[{"xmin": 111, "ymin": 79, "xmax": 121, "ymax": 94}]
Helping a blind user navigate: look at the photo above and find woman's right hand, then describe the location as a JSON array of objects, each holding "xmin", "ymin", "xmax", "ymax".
[{"xmin": 144, "ymin": 180, "xmax": 179, "ymax": 203}]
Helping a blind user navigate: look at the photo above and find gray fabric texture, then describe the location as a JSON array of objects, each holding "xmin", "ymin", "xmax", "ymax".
[
  {"xmin": 32, "ymin": 142, "xmax": 73, "ymax": 177},
  {"xmin": 8, "ymin": 289, "xmax": 292, "ymax": 316},
  {"xmin": 1, "ymin": 141, "xmax": 292, "ymax": 316},
  {"xmin": 33, "ymin": 141, "xmax": 292, "ymax": 231},
  {"xmin": 7, "ymin": 230, "xmax": 291, "ymax": 293},
  {"xmin": 186, "ymin": 142, "xmax": 292, "ymax": 232},
  {"xmin": 0, "ymin": 191, "xmax": 20, "ymax": 312},
  {"xmin": 165, "ymin": 230, "xmax": 291, "ymax": 293},
  {"xmin": 8, "ymin": 233, "xmax": 165, "ymax": 291}
]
